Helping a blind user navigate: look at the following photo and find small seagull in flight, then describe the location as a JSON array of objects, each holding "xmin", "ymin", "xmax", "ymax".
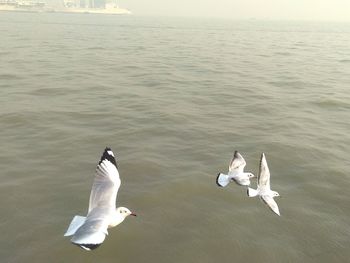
[
  {"xmin": 216, "ymin": 151, "xmax": 255, "ymax": 187},
  {"xmin": 247, "ymin": 153, "xmax": 281, "ymax": 216},
  {"xmin": 64, "ymin": 147, "xmax": 136, "ymax": 251}
]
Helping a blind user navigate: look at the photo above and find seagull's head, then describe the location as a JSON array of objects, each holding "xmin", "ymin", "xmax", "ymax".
[
  {"xmin": 116, "ymin": 207, "xmax": 137, "ymax": 218},
  {"xmin": 247, "ymin": 173, "xmax": 255, "ymax": 178},
  {"xmin": 272, "ymin": 191, "xmax": 280, "ymax": 197}
]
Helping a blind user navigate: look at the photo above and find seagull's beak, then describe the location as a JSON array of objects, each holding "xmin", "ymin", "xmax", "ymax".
[{"xmin": 130, "ymin": 212, "xmax": 137, "ymax": 217}]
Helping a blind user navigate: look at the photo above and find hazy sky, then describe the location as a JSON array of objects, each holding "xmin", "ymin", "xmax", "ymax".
[{"xmin": 120, "ymin": 0, "xmax": 350, "ymax": 21}]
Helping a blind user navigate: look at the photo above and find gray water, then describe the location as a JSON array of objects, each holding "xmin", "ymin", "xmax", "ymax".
[{"xmin": 1, "ymin": 13, "xmax": 350, "ymax": 262}]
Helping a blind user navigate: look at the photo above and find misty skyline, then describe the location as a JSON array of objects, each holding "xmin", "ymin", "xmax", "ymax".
[{"xmin": 119, "ymin": 0, "xmax": 350, "ymax": 21}]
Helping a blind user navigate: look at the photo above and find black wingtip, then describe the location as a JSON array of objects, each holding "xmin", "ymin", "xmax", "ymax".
[
  {"xmin": 99, "ymin": 147, "xmax": 117, "ymax": 167},
  {"xmin": 216, "ymin": 173, "xmax": 223, "ymax": 187},
  {"xmin": 74, "ymin": 242, "xmax": 102, "ymax": 251}
]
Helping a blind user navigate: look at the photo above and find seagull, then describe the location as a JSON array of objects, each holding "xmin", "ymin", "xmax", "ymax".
[
  {"xmin": 247, "ymin": 153, "xmax": 280, "ymax": 216},
  {"xmin": 216, "ymin": 151, "xmax": 255, "ymax": 187},
  {"xmin": 64, "ymin": 147, "xmax": 136, "ymax": 251}
]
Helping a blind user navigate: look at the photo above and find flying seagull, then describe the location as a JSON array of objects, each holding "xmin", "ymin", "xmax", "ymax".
[
  {"xmin": 247, "ymin": 153, "xmax": 280, "ymax": 216},
  {"xmin": 216, "ymin": 151, "xmax": 255, "ymax": 187},
  {"xmin": 64, "ymin": 147, "xmax": 136, "ymax": 250}
]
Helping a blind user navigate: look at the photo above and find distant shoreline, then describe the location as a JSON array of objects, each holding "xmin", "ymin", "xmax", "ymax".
[{"xmin": 0, "ymin": 5, "xmax": 131, "ymax": 15}]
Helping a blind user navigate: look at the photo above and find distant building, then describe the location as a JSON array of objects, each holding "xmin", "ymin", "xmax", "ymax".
[
  {"xmin": 0, "ymin": 0, "xmax": 131, "ymax": 14},
  {"xmin": 64, "ymin": 0, "xmax": 109, "ymax": 8}
]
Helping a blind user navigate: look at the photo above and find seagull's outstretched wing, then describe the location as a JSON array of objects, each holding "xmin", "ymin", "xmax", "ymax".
[
  {"xmin": 88, "ymin": 148, "xmax": 121, "ymax": 213},
  {"xmin": 228, "ymin": 151, "xmax": 246, "ymax": 173},
  {"xmin": 258, "ymin": 153, "xmax": 270, "ymax": 190},
  {"xmin": 261, "ymin": 195, "xmax": 280, "ymax": 216},
  {"xmin": 70, "ymin": 206, "xmax": 111, "ymax": 250}
]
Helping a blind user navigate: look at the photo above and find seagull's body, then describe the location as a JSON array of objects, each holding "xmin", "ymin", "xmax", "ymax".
[
  {"xmin": 64, "ymin": 148, "xmax": 136, "ymax": 251},
  {"xmin": 247, "ymin": 153, "xmax": 280, "ymax": 216},
  {"xmin": 216, "ymin": 151, "xmax": 255, "ymax": 187}
]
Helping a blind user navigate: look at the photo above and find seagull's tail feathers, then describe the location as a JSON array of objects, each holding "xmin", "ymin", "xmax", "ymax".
[
  {"xmin": 64, "ymin": 215, "xmax": 86, "ymax": 237},
  {"xmin": 247, "ymin": 187, "xmax": 259, "ymax": 197},
  {"xmin": 216, "ymin": 173, "xmax": 231, "ymax": 187}
]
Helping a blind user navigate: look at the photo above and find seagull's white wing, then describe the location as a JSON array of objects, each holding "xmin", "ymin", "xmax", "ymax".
[
  {"xmin": 88, "ymin": 148, "xmax": 121, "ymax": 213},
  {"xmin": 261, "ymin": 195, "xmax": 280, "ymax": 216},
  {"xmin": 228, "ymin": 151, "xmax": 246, "ymax": 173},
  {"xmin": 70, "ymin": 206, "xmax": 111, "ymax": 250},
  {"xmin": 258, "ymin": 153, "xmax": 270, "ymax": 190}
]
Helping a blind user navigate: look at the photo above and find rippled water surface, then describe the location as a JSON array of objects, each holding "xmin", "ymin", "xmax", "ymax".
[{"xmin": 1, "ymin": 13, "xmax": 350, "ymax": 262}]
